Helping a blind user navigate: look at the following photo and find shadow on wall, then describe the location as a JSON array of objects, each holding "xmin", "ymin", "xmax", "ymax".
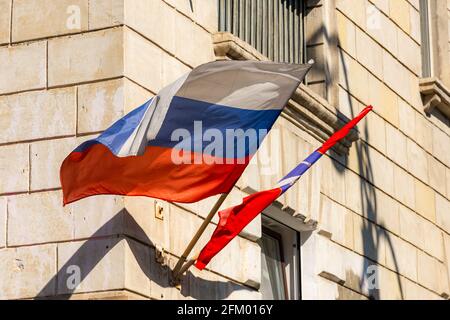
[
  {"xmin": 336, "ymin": 36, "xmax": 403, "ymax": 300},
  {"xmin": 36, "ymin": 210, "xmax": 247, "ymax": 300},
  {"xmin": 305, "ymin": 9, "xmax": 403, "ymax": 299}
]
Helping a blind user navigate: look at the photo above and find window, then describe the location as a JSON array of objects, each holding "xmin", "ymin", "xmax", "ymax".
[
  {"xmin": 218, "ymin": 0, "xmax": 305, "ymax": 64},
  {"xmin": 419, "ymin": 0, "xmax": 432, "ymax": 77},
  {"xmin": 258, "ymin": 215, "xmax": 301, "ymax": 299}
]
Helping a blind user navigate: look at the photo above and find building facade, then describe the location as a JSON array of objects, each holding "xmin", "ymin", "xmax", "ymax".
[{"xmin": 0, "ymin": 0, "xmax": 449, "ymax": 300}]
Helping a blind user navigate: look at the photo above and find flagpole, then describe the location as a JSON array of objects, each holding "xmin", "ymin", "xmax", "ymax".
[{"xmin": 171, "ymin": 192, "xmax": 229, "ymax": 281}]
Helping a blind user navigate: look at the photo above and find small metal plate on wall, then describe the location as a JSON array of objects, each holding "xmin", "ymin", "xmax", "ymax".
[{"xmin": 155, "ymin": 201, "xmax": 164, "ymax": 220}]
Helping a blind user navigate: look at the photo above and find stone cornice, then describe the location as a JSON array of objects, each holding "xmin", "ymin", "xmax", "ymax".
[
  {"xmin": 213, "ymin": 32, "xmax": 359, "ymax": 155},
  {"xmin": 419, "ymin": 77, "xmax": 450, "ymax": 119}
]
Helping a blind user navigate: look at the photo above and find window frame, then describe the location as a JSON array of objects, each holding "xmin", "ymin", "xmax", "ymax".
[
  {"xmin": 419, "ymin": 0, "xmax": 433, "ymax": 78},
  {"xmin": 260, "ymin": 214, "xmax": 302, "ymax": 300},
  {"xmin": 261, "ymin": 226, "xmax": 290, "ymax": 299}
]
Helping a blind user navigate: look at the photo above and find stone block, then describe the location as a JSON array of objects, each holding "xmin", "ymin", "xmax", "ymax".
[
  {"xmin": 320, "ymin": 155, "xmax": 346, "ymax": 205},
  {"xmin": 48, "ymin": 28, "xmax": 123, "ymax": 87},
  {"xmin": 179, "ymin": 260, "xmax": 260, "ymax": 300},
  {"xmin": 432, "ymin": 126, "xmax": 450, "ymax": 168},
  {"xmin": 417, "ymin": 250, "xmax": 449, "ymax": 296},
  {"xmin": 444, "ymin": 234, "xmax": 450, "ymax": 296},
  {"xmin": 436, "ymin": 193, "xmax": 450, "ymax": 234},
  {"xmin": 389, "ymin": 0, "xmax": 411, "ymax": 33},
  {"xmin": 401, "ymin": 276, "xmax": 442, "ymax": 300},
  {"xmin": 124, "ymin": 79, "xmax": 153, "ymax": 114},
  {"xmin": 421, "ymin": 218, "xmax": 444, "ymax": 261},
  {"xmin": 368, "ymin": 147, "xmax": 394, "ymax": 195},
  {"xmin": 336, "ymin": 0, "xmax": 367, "ymax": 29},
  {"xmin": 7, "ymin": 191, "xmax": 73, "ymax": 246},
  {"xmin": 385, "ymin": 233, "xmax": 417, "ymax": 281},
  {"xmin": 398, "ymin": 99, "xmax": 416, "ymax": 140},
  {"xmin": 393, "ymin": 165, "xmax": 415, "ymax": 209},
  {"xmin": 314, "ymin": 234, "xmax": 347, "ymax": 285},
  {"xmin": 320, "ymin": 195, "xmax": 353, "ymax": 249},
  {"xmin": 406, "ymin": 139, "xmax": 429, "ymax": 183},
  {"xmin": 355, "ymin": 27, "xmax": 383, "ymax": 79},
  {"xmin": 71, "ymin": 195, "xmax": 125, "ymax": 240},
  {"xmin": 359, "ymin": 111, "xmax": 387, "ymax": 155},
  {"xmin": 382, "ymin": 50, "xmax": 413, "ymax": 103},
  {"xmin": 409, "ymin": 0, "xmax": 420, "ymax": 10},
  {"xmin": 148, "ymin": 247, "xmax": 178, "ymax": 300},
  {"xmin": 124, "ymin": 238, "xmax": 151, "ymax": 298},
  {"xmin": 447, "ymin": 167, "xmax": 450, "ymax": 199},
  {"xmin": 125, "ymin": 0, "xmax": 176, "ymax": 54},
  {"xmin": 367, "ymin": 73, "xmax": 399, "ymax": 127},
  {"xmin": 0, "ymin": 244, "xmax": 57, "ymax": 299},
  {"xmin": 57, "ymin": 237, "xmax": 125, "ymax": 295},
  {"xmin": 173, "ymin": 10, "xmax": 214, "ymax": 67},
  {"xmin": 345, "ymin": 169, "xmax": 363, "ymax": 215},
  {"xmin": 0, "ymin": 144, "xmax": 29, "ymax": 194},
  {"xmin": 161, "ymin": 51, "xmax": 191, "ymax": 87},
  {"xmin": 0, "ymin": 41, "xmax": 46, "ymax": 94},
  {"xmin": 428, "ymin": 154, "xmax": 447, "ymax": 196},
  {"xmin": 123, "ymin": 196, "xmax": 169, "ymax": 249},
  {"xmin": 209, "ymin": 237, "xmax": 260, "ymax": 289},
  {"xmin": 414, "ymin": 179, "xmax": 436, "ymax": 222},
  {"xmin": 339, "ymin": 50, "xmax": 369, "ymax": 104},
  {"xmin": 399, "ymin": 204, "xmax": 424, "ymax": 250},
  {"xmin": 30, "ymin": 137, "xmax": 77, "ymax": 191},
  {"xmin": 124, "ymin": 28, "xmax": 164, "ymax": 92},
  {"xmin": 377, "ymin": 265, "xmax": 403, "ymax": 299},
  {"xmin": 12, "ymin": 0, "xmax": 88, "ymax": 42},
  {"xmin": 397, "ymin": 28, "xmax": 421, "ymax": 75},
  {"xmin": 353, "ymin": 214, "xmax": 386, "ymax": 265},
  {"xmin": 0, "ymin": 87, "xmax": 76, "ymax": 144},
  {"xmin": 77, "ymin": 79, "xmax": 124, "ymax": 134},
  {"xmin": 0, "ymin": 0, "xmax": 11, "ymax": 45},
  {"xmin": 415, "ymin": 113, "xmax": 433, "ymax": 154},
  {"xmin": 338, "ymin": 87, "xmax": 360, "ymax": 119},
  {"xmin": 369, "ymin": 0, "xmax": 389, "ymax": 14},
  {"xmin": 89, "ymin": 0, "xmax": 124, "ymax": 30},
  {"xmin": 409, "ymin": 6, "xmax": 421, "ymax": 43},
  {"xmin": 190, "ymin": 0, "xmax": 218, "ymax": 32},
  {"xmin": 386, "ymin": 122, "xmax": 407, "ymax": 167},
  {"xmin": 367, "ymin": 6, "xmax": 398, "ymax": 54},
  {"xmin": 375, "ymin": 189, "xmax": 400, "ymax": 235}
]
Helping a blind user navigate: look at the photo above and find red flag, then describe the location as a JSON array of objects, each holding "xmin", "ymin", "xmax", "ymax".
[{"xmin": 195, "ymin": 106, "xmax": 373, "ymax": 270}]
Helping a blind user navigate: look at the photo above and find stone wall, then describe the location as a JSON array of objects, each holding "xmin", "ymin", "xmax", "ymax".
[
  {"xmin": 0, "ymin": 0, "xmax": 449, "ymax": 300},
  {"xmin": 302, "ymin": 0, "xmax": 450, "ymax": 300},
  {"xmin": 0, "ymin": 0, "xmax": 260, "ymax": 300}
]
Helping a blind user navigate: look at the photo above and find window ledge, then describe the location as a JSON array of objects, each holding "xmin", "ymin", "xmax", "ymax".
[
  {"xmin": 419, "ymin": 77, "xmax": 450, "ymax": 119},
  {"xmin": 213, "ymin": 32, "xmax": 359, "ymax": 155}
]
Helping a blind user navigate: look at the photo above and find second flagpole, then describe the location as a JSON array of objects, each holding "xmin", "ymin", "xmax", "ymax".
[{"xmin": 171, "ymin": 192, "xmax": 230, "ymax": 282}]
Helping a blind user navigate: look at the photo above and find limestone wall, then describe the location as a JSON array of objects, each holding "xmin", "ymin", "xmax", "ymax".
[
  {"xmin": 303, "ymin": 0, "xmax": 450, "ymax": 300},
  {"xmin": 0, "ymin": 0, "xmax": 449, "ymax": 300},
  {"xmin": 0, "ymin": 0, "xmax": 260, "ymax": 300}
]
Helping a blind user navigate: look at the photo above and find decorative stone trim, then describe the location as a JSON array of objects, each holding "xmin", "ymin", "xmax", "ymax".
[
  {"xmin": 419, "ymin": 77, "xmax": 450, "ymax": 119},
  {"xmin": 213, "ymin": 32, "xmax": 359, "ymax": 155}
]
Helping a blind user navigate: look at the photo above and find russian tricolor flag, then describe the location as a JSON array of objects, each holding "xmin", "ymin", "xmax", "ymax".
[
  {"xmin": 60, "ymin": 61, "xmax": 312, "ymax": 205},
  {"xmin": 195, "ymin": 106, "xmax": 373, "ymax": 270}
]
